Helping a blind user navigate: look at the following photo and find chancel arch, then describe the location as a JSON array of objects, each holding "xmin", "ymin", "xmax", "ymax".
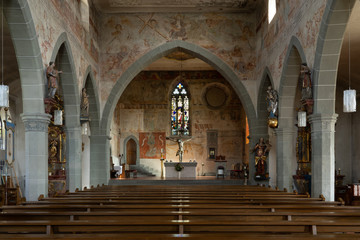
[{"xmin": 95, "ymin": 40, "xmax": 257, "ymax": 184}]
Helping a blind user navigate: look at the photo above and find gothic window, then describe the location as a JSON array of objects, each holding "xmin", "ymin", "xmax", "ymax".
[{"xmin": 171, "ymin": 83, "xmax": 190, "ymax": 135}]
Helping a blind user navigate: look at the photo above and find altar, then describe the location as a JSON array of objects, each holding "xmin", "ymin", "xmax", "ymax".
[{"xmin": 164, "ymin": 162, "xmax": 197, "ymax": 178}]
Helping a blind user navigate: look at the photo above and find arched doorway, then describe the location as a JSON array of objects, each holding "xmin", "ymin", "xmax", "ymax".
[{"xmin": 126, "ymin": 139, "xmax": 137, "ymax": 165}]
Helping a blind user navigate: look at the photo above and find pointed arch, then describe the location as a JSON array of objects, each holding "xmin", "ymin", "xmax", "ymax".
[
  {"xmin": 100, "ymin": 40, "xmax": 256, "ymax": 137},
  {"xmin": 123, "ymin": 135, "xmax": 140, "ymax": 166},
  {"xmin": 257, "ymin": 67, "xmax": 275, "ymax": 136},
  {"xmin": 50, "ymin": 32, "xmax": 81, "ymax": 191},
  {"xmin": 4, "ymin": 0, "xmax": 46, "ymax": 113},
  {"xmin": 278, "ymin": 36, "xmax": 307, "ymax": 128},
  {"xmin": 83, "ymin": 65, "xmax": 101, "ymax": 133},
  {"xmin": 50, "ymin": 32, "xmax": 80, "ymax": 128}
]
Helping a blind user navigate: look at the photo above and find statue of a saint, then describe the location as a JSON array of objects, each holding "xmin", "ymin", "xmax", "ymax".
[
  {"xmin": 46, "ymin": 62, "xmax": 62, "ymax": 98},
  {"xmin": 299, "ymin": 63, "xmax": 312, "ymax": 101},
  {"xmin": 80, "ymin": 88, "xmax": 89, "ymax": 118},
  {"xmin": 266, "ymin": 86, "xmax": 278, "ymax": 118},
  {"xmin": 251, "ymin": 138, "xmax": 270, "ymax": 179}
]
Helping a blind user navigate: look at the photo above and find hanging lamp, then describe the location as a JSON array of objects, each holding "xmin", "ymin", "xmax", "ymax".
[
  {"xmin": 343, "ymin": 0, "xmax": 356, "ymax": 113},
  {"xmin": 0, "ymin": 0, "xmax": 9, "ymax": 108}
]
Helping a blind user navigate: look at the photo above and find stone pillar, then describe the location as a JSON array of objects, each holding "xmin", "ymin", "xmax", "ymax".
[
  {"xmin": 21, "ymin": 113, "xmax": 51, "ymax": 201},
  {"xmin": 65, "ymin": 126, "xmax": 82, "ymax": 192},
  {"xmin": 90, "ymin": 135, "xmax": 110, "ymax": 186},
  {"xmin": 309, "ymin": 113, "xmax": 338, "ymax": 201},
  {"xmin": 275, "ymin": 127, "xmax": 296, "ymax": 191}
]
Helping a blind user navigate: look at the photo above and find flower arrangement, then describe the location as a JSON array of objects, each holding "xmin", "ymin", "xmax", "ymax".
[{"xmin": 175, "ymin": 163, "xmax": 184, "ymax": 172}]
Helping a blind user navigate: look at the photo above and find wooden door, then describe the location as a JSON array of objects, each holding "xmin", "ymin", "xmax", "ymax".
[{"xmin": 126, "ymin": 139, "xmax": 137, "ymax": 165}]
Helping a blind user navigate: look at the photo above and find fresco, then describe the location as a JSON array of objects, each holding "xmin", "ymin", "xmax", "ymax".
[
  {"xmin": 99, "ymin": 12, "xmax": 256, "ymax": 103},
  {"xmin": 256, "ymin": 0, "xmax": 327, "ymax": 85},
  {"xmin": 28, "ymin": 0, "xmax": 100, "ymax": 97},
  {"xmin": 139, "ymin": 132, "xmax": 166, "ymax": 159}
]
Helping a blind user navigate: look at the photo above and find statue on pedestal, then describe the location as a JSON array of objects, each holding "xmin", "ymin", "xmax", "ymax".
[{"xmin": 46, "ymin": 62, "xmax": 62, "ymax": 99}]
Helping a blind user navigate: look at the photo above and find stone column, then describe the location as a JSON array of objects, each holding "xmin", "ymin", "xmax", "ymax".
[
  {"xmin": 90, "ymin": 135, "xmax": 111, "ymax": 186},
  {"xmin": 309, "ymin": 114, "xmax": 338, "ymax": 201},
  {"xmin": 21, "ymin": 113, "xmax": 51, "ymax": 201},
  {"xmin": 65, "ymin": 126, "xmax": 82, "ymax": 192},
  {"xmin": 275, "ymin": 127, "xmax": 296, "ymax": 191}
]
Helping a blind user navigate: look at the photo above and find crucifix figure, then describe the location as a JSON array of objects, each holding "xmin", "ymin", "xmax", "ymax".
[{"xmin": 166, "ymin": 136, "xmax": 192, "ymax": 162}]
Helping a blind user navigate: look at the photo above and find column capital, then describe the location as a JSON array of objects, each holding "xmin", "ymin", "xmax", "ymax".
[
  {"xmin": 274, "ymin": 127, "xmax": 297, "ymax": 136},
  {"xmin": 308, "ymin": 113, "xmax": 338, "ymax": 123},
  {"xmin": 21, "ymin": 113, "xmax": 51, "ymax": 132},
  {"xmin": 308, "ymin": 113, "xmax": 338, "ymax": 133}
]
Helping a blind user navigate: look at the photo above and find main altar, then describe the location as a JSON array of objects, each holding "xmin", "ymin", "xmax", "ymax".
[
  {"xmin": 164, "ymin": 162, "xmax": 197, "ymax": 178},
  {"xmin": 164, "ymin": 133, "xmax": 197, "ymax": 178}
]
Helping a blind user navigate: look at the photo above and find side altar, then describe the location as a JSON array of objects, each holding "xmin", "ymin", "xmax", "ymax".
[{"xmin": 164, "ymin": 162, "xmax": 197, "ymax": 178}]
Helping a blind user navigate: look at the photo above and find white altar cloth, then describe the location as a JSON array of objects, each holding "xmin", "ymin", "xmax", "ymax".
[{"xmin": 164, "ymin": 162, "xmax": 197, "ymax": 178}]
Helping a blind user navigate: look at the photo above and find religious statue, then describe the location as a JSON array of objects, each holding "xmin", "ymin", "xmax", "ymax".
[
  {"xmin": 250, "ymin": 138, "xmax": 270, "ymax": 180},
  {"xmin": 266, "ymin": 86, "xmax": 278, "ymax": 118},
  {"xmin": 299, "ymin": 63, "xmax": 313, "ymax": 101},
  {"xmin": 166, "ymin": 136, "xmax": 192, "ymax": 162},
  {"xmin": 46, "ymin": 62, "xmax": 62, "ymax": 98},
  {"xmin": 80, "ymin": 88, "xmax": 89, "ymax": 119},
  {"xmin": 266, "ymin": 86, "xmax": 278, "ymax": 128}
]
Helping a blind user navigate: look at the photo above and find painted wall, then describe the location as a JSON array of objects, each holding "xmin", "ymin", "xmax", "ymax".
[
  {"xmin": 28, "ymin": 0, "xmax": 100, "ymax": 96},
  {"xmin": 113, "ymin": 71, "xmax": 247, "ymax": 176},
  {"xmin": 255, "ymin": 1, "xmax": 326, "ymax": 88},
  {"xmin": 99, "ymin": 12, "xmax": 257, "ymax": 111}
]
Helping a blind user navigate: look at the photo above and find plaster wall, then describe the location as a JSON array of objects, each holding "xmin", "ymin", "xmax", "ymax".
[
  {"xmin": 99, "ymin": 12, "xmax": 257, "ymax": 112},
  {"xmin": 255, "ymin": 1, "xmax": 326, "ymax": 89},
  {"xmin": 113, "ymin": 71, "xmax": 246, "ymax": 176},
  {"xmin": 28, "ymin": 0, "xmax": 100, "ymax": 100}
]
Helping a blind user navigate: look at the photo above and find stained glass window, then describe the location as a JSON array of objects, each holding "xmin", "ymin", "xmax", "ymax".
[{"xmin": 171, "ymin": 83, "xmax": 190, "ymax": 135}]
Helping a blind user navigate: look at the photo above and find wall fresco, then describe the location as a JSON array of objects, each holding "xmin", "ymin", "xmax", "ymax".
[
  {"xmin": 99, "ymin": 12, "xmax": 257, "ymax": 106},
  {"xmin": 116, "ymin": 70, "xmax": 246, "ymax": 175},
  {"xmin": 139, "ymin": 132, "xmax": 166, "ymax": 159},
  {"xmin": 28, "ymin": 0, "xmax": 100, "ymax": 99},
  {"xmin": 255, "ymin": 0, "xmax": 327, "ymax": 88}
]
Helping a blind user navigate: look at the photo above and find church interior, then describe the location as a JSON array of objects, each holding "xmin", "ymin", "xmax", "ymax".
[{"xmin": 1, "ymin": 0, "xmax": 360, "ymax": 238}]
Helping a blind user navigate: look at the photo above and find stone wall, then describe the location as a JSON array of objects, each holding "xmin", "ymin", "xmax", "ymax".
[{"xmin": 112, "ymin": 71, "xmax": 247, "ymax": 176}]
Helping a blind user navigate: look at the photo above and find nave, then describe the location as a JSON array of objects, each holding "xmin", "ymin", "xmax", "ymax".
[{"xmin": 1, "ymin": 184, "xmax": 360, "ymax": 239}]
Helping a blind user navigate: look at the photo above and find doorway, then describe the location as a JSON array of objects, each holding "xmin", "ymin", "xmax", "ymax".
[{"xmin": 126, "ymin": 139, "xmax": 137, "ymax": 165}]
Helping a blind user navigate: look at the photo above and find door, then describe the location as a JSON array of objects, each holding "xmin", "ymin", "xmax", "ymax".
[{"xmin": 126, "ymin": 139, "xmax": 137, "ymax": 165}]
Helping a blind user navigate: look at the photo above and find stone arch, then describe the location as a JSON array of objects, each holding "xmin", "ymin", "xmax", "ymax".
[
  {"xmin": 4, "ymin": 0, "xmax": 51, "ymax": 200},
  {"xmin": 257, "ymin": 67, "xmax": 275, "ymax": 136},
  {"xmin": 82, "ymin": 66, "xmax": 100, "ymax": 189},
  {"xmin": 276, "ymin": 35, "xmax": 307, "ymax": 191},
  {"xmin": 50, "ymin": 32, "xmax": 81, "ymax": 191},
  {"xmin": 83, "ymin": 65, "xmax": 101, "ymax": 133},
  {"xmin": 100, "ymin": 40, "xmax": 256, "ymax": 136},
  {"xmin": 278, "ymin": 36, "xmax": 307, "ymax": 128},
  {"xmin": 312, "ymin": 0, "xmax": 355, "ymax": 115},
  {"xmin": 123, "ymin": 135, "xmax": 140, "ymax": 166},
  {"xmin": 50, "ymin": 32, "xmax": 80, "ymax": 128},
  {"xmin": 309, "ymin": 0, "xmax": 355, "ymax": 201},
  {"xmin": 4, "ymin": 0, "xmax": 46, "ymax": 113}
]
